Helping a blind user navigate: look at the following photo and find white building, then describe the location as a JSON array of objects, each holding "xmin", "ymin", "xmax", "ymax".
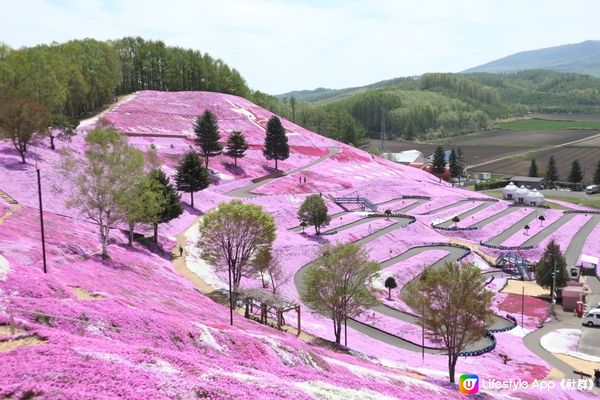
[{"xmin": 503, "ymin": 182, "xmax": 545, "ymax": 205}]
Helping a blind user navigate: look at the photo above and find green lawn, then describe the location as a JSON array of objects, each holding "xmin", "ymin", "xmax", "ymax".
[{"xmin": 498, "ymin": 119, "xmax": 600, "ymax": 131}]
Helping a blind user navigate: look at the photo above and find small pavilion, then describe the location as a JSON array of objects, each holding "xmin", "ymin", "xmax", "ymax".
[{"xmin": 238, "ymin": 288, "xmax": 301, "ymax": 336}]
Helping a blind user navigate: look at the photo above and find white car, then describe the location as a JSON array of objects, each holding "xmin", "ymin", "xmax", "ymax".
[{"xmin": 582, "ymin": 310, "xmax": 600, "ymax": 327}]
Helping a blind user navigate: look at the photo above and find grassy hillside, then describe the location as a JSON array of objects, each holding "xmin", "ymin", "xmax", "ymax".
[
  {"xmin": 464, "ymin": 40, "xmax": 600, "ymax": 77},
  {"xmin": 273, "ymin": 70, "xmax": 600, "ymax": 142}
]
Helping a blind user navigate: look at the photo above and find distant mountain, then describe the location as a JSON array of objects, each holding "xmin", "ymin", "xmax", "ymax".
[{"xmin": 464, "ymin": 40, "xmax": 600, "ymax": 77}]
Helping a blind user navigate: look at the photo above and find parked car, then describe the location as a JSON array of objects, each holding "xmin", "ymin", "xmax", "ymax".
[
  {"xmin": 582, "ymin": 310, "xmax": 600, "ymax": 327},
  {"xmin": 585, "ymin": 185, "xmax": 599, "ymax": 194}
]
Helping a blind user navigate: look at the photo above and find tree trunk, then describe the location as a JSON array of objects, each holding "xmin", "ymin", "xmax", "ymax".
[
  {"xmin": 388, "ymin": 287, "xmax": 392, "ymax": 300},
  {"xmin": 205, "ymin": 154, "xmax": 209, "ymax": 168},
  {"xmin": 448, "ymin": 354, "xmax": 457, "ymax": 384},
  {"xmin": 190, "ymin": 191, "xmax": 194, "ymax": 208},
  {"xmin": 234, "ymin": 156, "xmax": 237, "ymax": 167},
  {"xmin": 334, "ymin": 317, "xmax": 342, "ymax": 345},
  {"xmin": 100, "ymin": 224, "xmax": 109, "ymax": 259},
  {"xmin": 153, "ymin": 223, "xmax": 158, "ymax": 243},
  {"xmin": 50, "ymin": 134, "xmax": 55, "ymax": 151},
  {"xmin": 275, "ymin": 158, "xmax": 278, "ymax": 170},
  {"xmin": 128, "ymin": 221, "xmax": 135, "ymax": 246}
]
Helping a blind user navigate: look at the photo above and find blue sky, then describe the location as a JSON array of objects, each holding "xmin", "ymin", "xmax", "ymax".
[{"xmin": 2, "ymin": 0, "xmax": 599, "ymax": 94}]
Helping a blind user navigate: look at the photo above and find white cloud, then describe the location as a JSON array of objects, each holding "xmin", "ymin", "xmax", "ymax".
[{"xmin": 2, "ymin": 0, "xmax": 600, "ymax": 93}]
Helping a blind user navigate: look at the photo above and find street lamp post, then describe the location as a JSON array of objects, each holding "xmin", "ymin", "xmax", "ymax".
[
  {"xmin": 37, "ymin": 168, "xmax": 48, "ymax": 274},
  {"xmin": 228, "ymin": 263, "xmax": 234, "ymax": 325}
]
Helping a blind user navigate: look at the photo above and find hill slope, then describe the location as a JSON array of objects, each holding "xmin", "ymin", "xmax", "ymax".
[
  {"xmin": 464, "ymin": 40, "xmax": 600, "ymax": 77},
  {"xmin": 1, "ymin": 91, "xmax": 597, "ymax": 399}
]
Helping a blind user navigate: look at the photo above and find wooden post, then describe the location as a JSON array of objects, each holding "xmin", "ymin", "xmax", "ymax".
[
  {"xmin": 8, "ymin": 306, "xmax": 15, "ymax": 335},
  {"xmin": 297, "ymin": 306, "xmax": 301, "ymax": 337}
]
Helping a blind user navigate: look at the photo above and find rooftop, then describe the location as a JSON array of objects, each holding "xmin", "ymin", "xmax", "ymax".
[{"xmin": 510, "ymin": 176, "xmax": 545, "ymax": 182}]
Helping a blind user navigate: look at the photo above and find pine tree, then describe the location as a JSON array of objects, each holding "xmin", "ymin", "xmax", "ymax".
[
  {"xmin": 431, "ymin": 146, "xmax": 446, "ymax": 181},
  {"xmin": 535, "ymin": 239, "xmax": 568, "ymax": 298},
  {"xmin": 263, "ymin": 115, "xmax": 289, "ymax": 170},
  {"xmin": 594, "ymin": 160, "xmax": 600, "ymax": 184},
  {"xmin": 175, "ymin": 151, "xmax": 210, "ymax": 208},
  {"xmin": 568, "ymin": 159, "xmax": 583, "ymax": 183},
  {"xmin": 194, "ymin": 110, "xmax": 222, "ymax": 167},
  {"xmin": 546, "ymin": 156, "xmax": 559, "ymax": 184},
  {"xmin": 149, "ymin": 169, "xmax": 183, "ymax": 242},
  {"xmin": 224, "ymin": 130, "xmax": 248, "ymax": 166},
  {"xmin": 529, "ymin": 159, "xmax": 538, "ymax": 177},
  {"xmin": 456, "ymin": 147, "xmax": 466, "ymax": 179},
  {"xmin": 449, "ymin": 148, "xmax": 461, "ymax": 179}
]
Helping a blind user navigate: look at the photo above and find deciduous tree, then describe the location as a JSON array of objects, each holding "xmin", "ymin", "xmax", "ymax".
[
  {"xmin": 303, "ymin": 243, "xmax": 380, "ymax": 346},
  {"xmin": 0, "ymin": 98, "xmax": 49, "ymax": 163},
  {"xmin": 297, "ymin": 194, "xmax": 331, "ymax": 235},
  {"xmin": 594, "ymin": 160, "xmax": 600, "ymax": 184},
  {"xmin": 406, "ymin": 262, "xmax": 493, "ymax": 383},
  {"xmin": 263, "ymin": 115, "xmax": 289, "ymax": 170},
  {"xmin": 174, "ymin": 151, "xmax": 209, "ymax": 208},
  {"xmin": 57, "ymin": 125, "xmax": 144, "ymax": 258},
  {"xmin": 384, "ymin": 276, "xmax": 397, "ymax": 300}
]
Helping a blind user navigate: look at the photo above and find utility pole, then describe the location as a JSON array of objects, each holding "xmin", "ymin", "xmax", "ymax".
[
  {"xmin": 228, "ymin": 263, "xmax": 234, "ymax": 325},
  {"xmin": 521, "ymin": 286, "xmax": 525, "ymax": 328},
  {"xmin": 37, "ymin": 168, "xmax": 48, "ymax": 274},
  {"xmin": 551, "ymin": 260, "xmax": 557, "ymax": 316},
  {"xmin": 421, "ymin": 301, "xmax": 425, "ymax": 361}
]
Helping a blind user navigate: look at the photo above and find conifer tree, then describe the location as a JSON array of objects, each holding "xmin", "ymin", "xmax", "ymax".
[
  {"xmin": 529, "ymin": 159, "xmax": 538, "ymax": 177},
  {"xmin": 546, "ymin": 156, "xmax": 559, "ymax": 184},
  {"xmin": 594, "ymin": 160, "xmax": 600, "ymax": 184},
  {"xmin": 194, "ymin": 110, "xmax": 222, "ymax": 167},
  {"xmin": 149, "ymin": 169, "xmax": 183, "ymax": 242},
  {"xmin": 224, "ymin": 130, "xmax": 248, "ymax": 166},
  {"xmin": 449, "ymin": 148, "xmax": 462, "ymax": 179},
  {"xmin": 431, "ymin": 146, "xmax": 446, "ymax": 181},
  {"xmin": 263, "ymin": 115, "xmax": 289, "ymax": 170},
  {"xmin": 568, "ymin": 159, "xmax": 583, "ymax": 183},
  {"xmin": 175, "ymin": 151, "xmax": 210, "ymax": 208}
]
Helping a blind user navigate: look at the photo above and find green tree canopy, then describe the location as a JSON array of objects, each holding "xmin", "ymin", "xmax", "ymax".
[
  {"xmin": 194, "ymin": 109, "xmax": 222, "ymax": 167},
  {"xmin": 546, "ymin": 155, "xmax": 559, "ymax": 183},
  {"xmin": 431, "ymin": 146, "xmax": 446, "ymax": 178},
  {"xmin": 535, "ymin": 239, "xmax": 569, "ymax": 298},
  {"xmin": 57, "ymin": 125, "xmax": 144, "ymax": 258},
  {"xmin": 224, "ymin": 130, "xmax": 248, "ymax": 166},
  {"xmin": 384, "ymin": 276, "xmax": 397, "ymax": 300},
  {"xmin": 174, "ymin": 151, "xmax": 210, "ymax": 208},
  {"xmin": 199, "ymin": 200, "xmax": 276, "ymax": 323},
  {"xmin": 297, "ymin": 194, "xmax": 331, "ymax": 235},
  {"xmin": 568, "ymin": 159, "xmax": 583, "ymax": 183},
  {"xmin": 263, "ymin": 115, "xmax": 289, "ymax": 170},
  {"xmin": 148, "ymin": 169, "xmax": 182, "ymax": 242},
  {"xmin": 0, "ymin": 98, "xmax": 49, "ymax": 163},
  {"xmin": 406, "ymin": 262, "xmax": 493, "ymax": 383},
  {"xmin": 529, "ymin": 159, "xmax": 538, "ymax": 177},
  {"xmin": 302, "ymin": 243, "xmax": 380, "ymax": 346},
  {"xmin": 449, "ymin": 148, "xmax": 462, "ymax": 179}
]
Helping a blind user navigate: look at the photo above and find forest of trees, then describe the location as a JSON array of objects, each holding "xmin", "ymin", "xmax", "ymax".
[{"xmin": 0, "ymin": 37, "xmax": 252, "ymax": 121}]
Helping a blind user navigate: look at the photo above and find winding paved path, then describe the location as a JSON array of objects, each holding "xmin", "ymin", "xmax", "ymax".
[
  {"xmin": 484, "ymin": 208, "xmax": 538, "ymax": 246},
  {"xmin": 225, "ymin": 146, "xmax": 342, "ymax": 198},
  {"xmin": 436, "ymin": 202, "xmax": 494, "ymax": 228}
]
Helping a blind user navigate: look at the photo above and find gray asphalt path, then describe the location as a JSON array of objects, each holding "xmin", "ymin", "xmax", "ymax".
[
  {"xmin": 321, "ymin": 216, "xmax": 413, "ymax": 235},
  {"xmin": 468, "ymin": 206, "xmax": 522, "ymax": 229},
  {"xmin": 484, "ymin": 208, "xmax": 539, "ymax": 246},
  {"xmin": 564, "ymin": 215, "xmax": 600, "ymax": 266},
  {"xmin": 436, "ymin": 202, "xmax": 494, "ymax": 228},
  {"xmin": 425, "ymin": 199, "xmax": 475, "ymax": 215},
  {"xmin": 226, "ymin": 147, "xmax": 341, "ymax": 198},
  {"xmin": 521, "ymin": 213, "xmax": 575, "ymax": 247}
]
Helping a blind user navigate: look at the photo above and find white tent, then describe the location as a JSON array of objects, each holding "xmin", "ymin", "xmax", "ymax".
[
  {"xmin": 514, "ymin": 185, "xmax": 529, "ymax": 203},
  {"xmin": 525, "ymin": 188, "xmax": 545, "ymax": 206},
  {"xmin": 503, "ymin": 182, "xmax": 518, "ymax": 200}
]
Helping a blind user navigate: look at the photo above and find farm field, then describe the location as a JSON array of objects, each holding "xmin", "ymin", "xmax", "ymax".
[
  {"xmin": 431, "ymin": 128, "xmax": 600, "ymax": 147},
  {"xmin": 479, "ymin": 146, "xmax": 600, "ymax": 180},
  {"xmin": 498, "ymin": 119, "xmax": 600, "ymax": 130}
]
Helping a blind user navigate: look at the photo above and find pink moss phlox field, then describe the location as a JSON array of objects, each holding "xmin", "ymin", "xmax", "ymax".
[{"xmin": 1, "ymin": 91, "xmax": 597, "ymax": 399}]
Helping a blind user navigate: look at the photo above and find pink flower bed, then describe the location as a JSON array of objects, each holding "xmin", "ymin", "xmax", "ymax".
[
  {"xmin": 3, "ymin": 90, "xmax": 597, "ymax": 399},
  {"xmin": 494, "ymin": 292, "xmax": 550, "ymax": 330},
  {"xmin": 455, "ymin": 201, "xmax": 507, "ymax": 228},
  {"xmin": 501, "ymin": 209, "xmax": 564, "ymax": 247},
  {"xmin": 354, "ymin": 309, "xmax": 439, "ymax": 347}
]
